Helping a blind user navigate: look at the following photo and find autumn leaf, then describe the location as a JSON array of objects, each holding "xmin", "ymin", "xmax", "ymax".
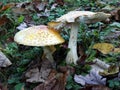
[
  {"xmin": 0, "ymin": 50, "xmax": 12, "ymax": 67},
  {"xmin": 99, "ymin": 65, "xmax": 119, "ymax": 77},
  {"xmin": 93, "ymin": 43, "xmax": 114, "ymax": 54},
  {"xmin": 33, "ymin": 70, "xmax": 67, "ymax": 90},
  {"xmin": 0, "ymin": 15, "xmax": 10, "ymax": 26},
  {"xmin": 81, "ymin": 85, "xmax": 111, "ymax": 90},
  {"xmin": 0, "ymin": 3, "xmax": 15, "ymax": 12},
  {"xmin": 111, "ymin": 9, "xmax": 120, "ymax": 21},
  {"xmin": 25, "ymin": 59, "xmax": 52, "ymax": 83},
  {"xmin": 113, "ymin": 48, "xmax": 120, "ymax": 53},
  {"xmin": 74, "ymin": 59, "xmax": 110, "ymax": 86}
]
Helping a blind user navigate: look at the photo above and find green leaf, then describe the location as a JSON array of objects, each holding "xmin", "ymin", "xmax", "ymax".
[
  {"xmin": 17, "ymin": 15, "xmax": 24, "ymax": 24},
  {"xmin": 14, "ymin": 83, "xmax": 25, "ymax": 90}
]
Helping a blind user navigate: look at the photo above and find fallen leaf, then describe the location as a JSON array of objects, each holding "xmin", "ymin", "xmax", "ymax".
[
  {"xmin": 111, "ymin": 9, "xmax": 120, "ymax": 21},
  {"xmin": 113, "ymin": 48, "xmax": 120, "ymax": 53},
  {"xmin": 74, "ymin": 69, "xmax": 106, "ymax": 86},
  {"xmin": 81, "ymin": 85, "xmax": 111, "ymax": 90},
  {"xmin": 33, "ymin": 69, "xmax": 67, "ymax": 90},
  {"xmin": 0, "ymin": 15, "xmax": 10, "ymax": 26},
  {"xmin": 74, "ymin": 59, "xmax": 109, "ymax": 86},
  {"xmin": 55, "ymin": 0, "xmax": 64, "ymax": 5},
  {"xmin": 25, "ymin": 59, "xmax": 51, "ymax": 83},
  {"xmin": 93, "ymin": 43, "xmax": 114, "ymax": 54},
  {"xmin": 0, "ymin": 83, "xmax": 8, "ymax": 90},
  {"xmin": 99, "ymin": 65, "xmax": 119, "ymax": 77},
  {"xmin": 16, "ymin": 22, "xmax": 28, "ymax": 30},
  {"xmin": 0, "ymin": 50, "xmax": 12, "ymax": 67},
  {"xmin": 12, "ymin": 7, "xmax": 29, "ymax": 15},
  {"xmin": 102, "ymin": 5, "xmax": 115, "ymax": 12},
  {"xmin": 0, "ymin": 3, "xmax": 15, "ymax": 12},
  {"xmin": 34, "ymin": 2, "xmax": 47, "ymax": 12}
]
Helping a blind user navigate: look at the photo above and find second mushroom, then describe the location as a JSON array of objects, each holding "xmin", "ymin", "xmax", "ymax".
[{"xmin": 51, "ymin": 11, "xmax": 111, "ymax": 64}]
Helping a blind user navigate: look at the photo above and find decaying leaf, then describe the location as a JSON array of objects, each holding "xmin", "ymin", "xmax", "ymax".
[
  {"xmin": 0, "ymin": 83, "xmax": 8, "ymax": 90},
  {"xmin": 93, "ymin": 43, "xmax": 114, "ymax": 54},
  {"xmin": 111, "ymin": 9, "xmax": 120, "ymax": 21},
  {"xmin": 99, "ymin": 65, "xmax": 119, "ymax": 77},
  {"xmin": 113, "ymin": 48, "xmax": 120, "ymax": 53},
  {"xmin": 16, "ymin": 22, "xmax": 28, "ymax": 30},
  {"xmin": 34, "ymin": 2, "xmax": 47, "ymax": 11},
  {"xmin": 0, "ymin": 3, "xmax": 15, "ymax": 12},
  {"xmin": 74, "ymin": 69, "xmax": 106, "ymax": 86},
  {"xmin": 33, "ymin": 69, "xmax": 67, "ymax": 90},
  {"xmin": 81, "ymin": 85, "xmax": 111, "ymax": 90},
  {"xmin": 74, "ymin": 59, "xmax": 109, "ymax": 86},
  {"xmin": 0, "ymin": 15, "xmax": 10, "ymax": 26},
  {"xmin": 92, "ymin": 58, "xmax": 110, "ymax": 70},
  {"xmin": 102, "ymin": 5, "xmax": 115, "ymax": 12},
  {"xmin": 25, "ymin": 59, "xmax": 51, "ymax": 83},
  {"xmin": 105, "ymin": 31, "xmax": 120, "ymax": 40},
  {"xmin": 0, "ymin": 50, "xmax": 12, "ymax": 67}
]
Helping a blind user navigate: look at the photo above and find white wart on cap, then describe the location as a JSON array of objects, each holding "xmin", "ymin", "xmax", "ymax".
[{"xmin": 14, "ymin": 25, "xmax": 65, "ymax": 46}]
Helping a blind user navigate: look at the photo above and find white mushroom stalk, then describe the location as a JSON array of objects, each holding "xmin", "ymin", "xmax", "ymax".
[
  {"xmin": 66, "ymin": 22, "xmax": 79, "ymax": 64},
  {"xmin": 55, "ymin": 11, "xmax": 111, "ymax": 64}
]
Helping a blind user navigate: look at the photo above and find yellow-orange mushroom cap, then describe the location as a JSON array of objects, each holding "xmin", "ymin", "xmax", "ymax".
[{"xmin": 14, "ymin": 25, "xmax": 65, "ymax": 46}]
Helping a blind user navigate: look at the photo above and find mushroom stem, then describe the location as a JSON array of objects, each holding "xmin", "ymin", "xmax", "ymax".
[
  {"xmin": 43, "ymin": 46, "xmax": 56, "ymax": 68},
  {"xmin": 66, "ymin": 22, "xmax": 79, "ymax": 64}
]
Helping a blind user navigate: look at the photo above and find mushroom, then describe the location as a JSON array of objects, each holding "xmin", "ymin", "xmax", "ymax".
[
  {"xmin": 14, "ymin": 25, "xmax": 65, "ymax": 68},
  {"xmin": 50, "ymin": 11, "xmax": 111, "ymax": 64}
]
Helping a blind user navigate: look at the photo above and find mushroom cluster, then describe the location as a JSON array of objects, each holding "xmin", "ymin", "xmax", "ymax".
[
  {"xmin": 49, "ymin": 11, "xmax": 111, "ymax": 64},
  {"xmin": 14, "ymin": 11, "xmax": 111, "ymax": 65}
]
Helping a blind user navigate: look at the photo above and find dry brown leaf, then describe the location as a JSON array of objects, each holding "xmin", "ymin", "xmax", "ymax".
[
  {"xmin": 0, "ymin": 3, "xmax": 15, "ymax": 12},
  {"xmin": 93, "ymin": 43, "xmax": 114, "ymax": 54},
  {"xmin": 12, "ymin": 7, "xmax": 29, "ymax": 14},
  {"xmin": 25, "ymin": 59, "xmax": 52, "ymax": 83},
  {"xmin": 0, "ymin": 15, "xmax": 10, "ymax": 26},
  {"xmin": 0, "ymin": 83, "xmax": 8, "ymax": 90},
  {"xmin": 34, "ymin": 2, "xmax": 47, "ymax": 11},
  {"xmin": 111, "ymin": 9, "xmax": 120, "ymax": 21},
  {"xmin": 33, "ymin": 69, "xmax": 67, "ymax": 90},
  {"xmin": 0, "ymin": 50, "xmax": 12, "ymax": 67},
  {"xmin": 81, "ymin": 85, "xmax": 111, "ymax": 90},
  {"xmin": 113, "ymin": 48, "xmax": 120, "ymax": 53}
]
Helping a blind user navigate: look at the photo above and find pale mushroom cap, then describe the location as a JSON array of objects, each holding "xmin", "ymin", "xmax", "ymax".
[
  {"xmin": 56, "ymin": 11, "xmax": 96, "ymax": 22},
  {"xmin": 14, "ymin": 25, "xmax": 65, "ymax": 46}
]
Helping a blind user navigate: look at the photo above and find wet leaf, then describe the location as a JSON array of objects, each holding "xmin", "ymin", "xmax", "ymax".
[
  {"xmin": 93, "ymin": 43, "xmax": 114, "ymax": 54},
  {"xmin": 0, "ymin": 50, "xmax": 12, "ymax": 67}
]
